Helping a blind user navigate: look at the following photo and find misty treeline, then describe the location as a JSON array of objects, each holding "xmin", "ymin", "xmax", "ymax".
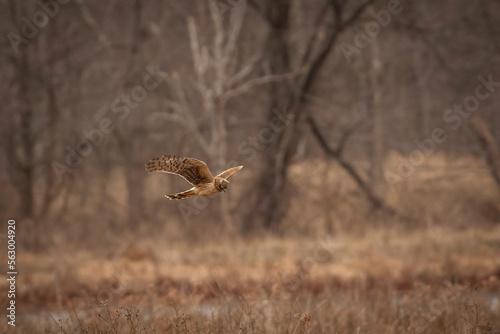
[{"xmin": 1, "ymin": 0, "xmax": 499, "ymax": 247}]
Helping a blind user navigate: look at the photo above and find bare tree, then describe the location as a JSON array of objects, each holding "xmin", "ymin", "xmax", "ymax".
[
  {"xmin": 3, "ymin": 1, "xmax": 72, "ymax": 249},
  {"xmin": 244, "ymin": 0, "xmax": 376, "ymax": 232},
  {"xmin": 153, "ymin": 0, "xmax": 289, "ymax": 228},
  {"xmin": 368, "ymin": 26, "xmax": 385, "ymax": 199},
  {"xmin": 6, "ymin": 1, "xmax": 35, "ymax": 221},
  {"xmin": 1, "ymin": 0, "xmax": 500, "ymax": 246}
]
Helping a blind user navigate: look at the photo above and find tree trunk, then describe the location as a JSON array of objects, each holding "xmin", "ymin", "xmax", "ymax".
[
  {"xmin": 369, "ymin": 35, "xmax": 385, "ymax": 199},
  {"xmin": 244, "ymin": 0, "xmax": 376, "ymax": 233},
  {"xmin": 470, "ymin": 115, "xmax": 500, "ymax": 194},
  {"xmin": 412, "ymin": 49, "xmax": 430, "ymax": 138},
  {"xmin": 18, "ymin": 50, "xmax": 35, "ymax": 219},
  {"xmin": 126, "ymin": 0, "xmax": 146, "ymax": 232},
  {"xmin": 241, "ymin": 0, "xmax": 294, "ymax": 234},
  {"xmin": 7, "ymin": 1, "xmax": 36, "ymax": 220}
]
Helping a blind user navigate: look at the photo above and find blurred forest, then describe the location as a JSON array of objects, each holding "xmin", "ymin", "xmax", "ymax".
[
  {"xmin": 2, "ymin": 1, "xmax": 500, "ymax": 333},
  {"xmin": 1, "ymin": 0, "xmax": 500, "ymax": 249}
]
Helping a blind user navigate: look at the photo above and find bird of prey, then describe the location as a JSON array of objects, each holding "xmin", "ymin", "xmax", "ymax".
[{"xmin": 145, "ymin": 155, "xmax": 243, "ymax": 200}]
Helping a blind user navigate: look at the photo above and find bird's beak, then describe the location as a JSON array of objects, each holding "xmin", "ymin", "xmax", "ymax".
[{"xmin": 223, "ymin": 189, "xmax": 227, "ymax": 192}]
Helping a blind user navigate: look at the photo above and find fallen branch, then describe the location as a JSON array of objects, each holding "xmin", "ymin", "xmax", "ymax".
[{"xmin": 307, "ymin": 114, "xmax": 387, "ymax": 211}]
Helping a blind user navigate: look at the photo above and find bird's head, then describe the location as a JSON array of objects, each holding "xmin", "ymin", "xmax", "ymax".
[{"xmin": 216, "ymin": 178, "xmax": 229, "ymax": 192}]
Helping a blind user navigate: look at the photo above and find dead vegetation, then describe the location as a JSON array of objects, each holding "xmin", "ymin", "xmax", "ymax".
[
  {"xmin": 1, "ymin": 156, "xmax": 499, "ymax": 333},
  {"xmin": 2, "ymin": 224, "xmax": 500, "ymax": 333}
]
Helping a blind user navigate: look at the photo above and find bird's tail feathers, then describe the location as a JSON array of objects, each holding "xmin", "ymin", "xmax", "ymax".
[{"xmin": 165, "ymin": 189, "xmax": 196, "ymax": 200}]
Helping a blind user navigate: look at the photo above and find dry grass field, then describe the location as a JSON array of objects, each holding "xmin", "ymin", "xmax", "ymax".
[
  {"xmin": 1, "ymin": 227, "xmax": 500, "ymax": 333},
  {"xmin": 1, "ymin": 155, "xmax": 500, "ymax": 333}
]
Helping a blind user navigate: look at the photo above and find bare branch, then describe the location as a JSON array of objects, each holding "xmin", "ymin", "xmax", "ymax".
[
  {"xmin": 307, "ymin": 114, "xmax": 385, "ymax": 210},
  {"xmin": 470, "ymin": 115, "xmax": 500, "ymax": 193},
  {"xmin": 75, "ymin": 0, "xmax": 109, "ymax": 46},
  {"xmin": 335, "ymin": 119, "xmax": 363, "ymax": 156},
  {"xmin": 222, "ymin": 72, "xmax": 295, "ymax": 101},
  {"xmin": 187, "ymin": 17, "xmax": 205, "ymax": 79},
  {"xmin": 299, "ymin": 0, "xmax": 331, "ymax": 68},
  {"xmin": 224, "ymin": 0, "xmax": 247, "ymax": 64},
  {"xmin": 339, "ymin": 0, "xmax": 376, "ymax": 30},
  {"xmin": 247, "ymin": 0, "xmax": 264, "ymax": 19},
  {"xmin": 161, "ymin": 73, "xmax": 214, "ymax": 157},
  {"xmin": 226, "ymin": 54, "xmax": 261, "ymax": 89}
]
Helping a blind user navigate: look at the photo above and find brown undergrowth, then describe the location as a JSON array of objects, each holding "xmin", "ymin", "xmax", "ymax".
[
  {"xmin": 1, "ymin": 226, "xmax": 499, "ymax": 333},
  {"xmin": 1, "ymin": 155, "xmax": 500, "ymax": 332}
]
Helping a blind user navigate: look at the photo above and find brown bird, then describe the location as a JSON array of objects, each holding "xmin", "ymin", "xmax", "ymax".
[{"xmin": 145, "ymin": 155, "xmax": 243, "ymax": 200}]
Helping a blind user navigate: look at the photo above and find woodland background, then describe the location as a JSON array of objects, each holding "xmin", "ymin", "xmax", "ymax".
[
  {"xmin": 1, "ymin": 0, "xmax": 500, "ymax": 241},
  {"xmin": 0, "ymin": 1, "xmax": 499, "ymax": 332}
]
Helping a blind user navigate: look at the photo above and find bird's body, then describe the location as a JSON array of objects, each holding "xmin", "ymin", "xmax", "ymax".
[
  {"xmin": 167, "ymin": 183, "xmax": 217, "ymax": 200},
  {"xmin": 145, "ymin": 155, "xmax": 242, "ymax": 200}
]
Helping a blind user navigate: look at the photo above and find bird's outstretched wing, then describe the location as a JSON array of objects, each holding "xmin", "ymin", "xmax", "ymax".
[
  {"xmin": 145, "ymin": 155, "xmax": 214, "ymax": 186},
  {"xmin": 215, "ymin": 166, "xmax": 243, "ymax": 180}
]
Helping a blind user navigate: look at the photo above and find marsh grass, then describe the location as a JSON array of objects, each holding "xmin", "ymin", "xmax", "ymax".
[
  {"xmin": 2, "ymin": 155, "xmax": 499, "ymax": 333},
  {"xmin": 2, "ymin": 226, "xmax": 499, "ymax": 333}
]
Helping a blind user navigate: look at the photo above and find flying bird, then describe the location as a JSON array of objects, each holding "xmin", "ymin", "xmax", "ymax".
[{"xmin": 145, "ymin": 155, "xmax": 243, "ymax": 200}]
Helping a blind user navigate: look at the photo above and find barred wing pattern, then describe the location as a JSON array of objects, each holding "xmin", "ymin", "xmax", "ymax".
[
  {"xmin": 145, "ymin": 155, "xmax": 214, "ymax": 186},
  {"xmin": 145, "ymin": 155, "xmax": 243, "ymax": 200}
]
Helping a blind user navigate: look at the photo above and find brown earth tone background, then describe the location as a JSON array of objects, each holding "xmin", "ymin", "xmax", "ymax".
[{"xmin": 1, "ymin": 0, "xmax": 500, "ymax": 333}]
